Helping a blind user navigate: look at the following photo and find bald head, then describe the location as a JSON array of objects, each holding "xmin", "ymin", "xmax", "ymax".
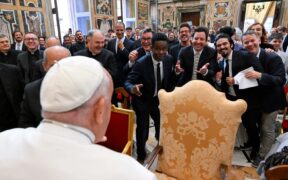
[
  {"xmin": 45, "ymin": 36, "xmax": 61, "ymax": 48},
  {"xmin": 89, "ymin": 30, "xmax": 105, "ymax": 55},
  {"xmin": 43, "ymin": 46, "xmax": 71, "ymax": 72}
]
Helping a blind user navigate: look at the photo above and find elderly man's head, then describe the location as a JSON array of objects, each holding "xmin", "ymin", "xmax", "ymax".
[
  {"xmin": 87, "ymin": 29, "xmax": 105, "ymax": 55},
  {"xmin": 42, "ymin": 46, "xmax": 71, "ymax": 72},
  {"xmin": 40, "ymin": 56, "xmax": 113, "ymax": 143},
  {"xmin": 0, "ymin": 34, "xmax": 11, "ymax": 53}
]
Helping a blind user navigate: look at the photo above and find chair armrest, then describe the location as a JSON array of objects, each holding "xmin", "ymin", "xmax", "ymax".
[
  {"xmin": 122, "ymin": 141, "xmax": 132, "ymax": 155},
  {"xmin": 144, "ymin": 145, "xmax": 163, "ymax": 169}
]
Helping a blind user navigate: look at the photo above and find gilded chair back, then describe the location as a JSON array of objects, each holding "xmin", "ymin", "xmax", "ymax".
[
  {"xmin": 99, "ymin": 105, "xmax": 134, "ymax": 155},
  {"xmin": 157, "ymin": 80, "xmax": 247, "ymax": 180}
]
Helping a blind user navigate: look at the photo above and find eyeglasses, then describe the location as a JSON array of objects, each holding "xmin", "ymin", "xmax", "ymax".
[
  {"xmin": 24, "ymin": 38, "xmax": 38, "ymax": 41},
  {"xmin": 180, "ymin": 30, "xmax": 190, "ymax": 34},
  {"xmin": 142, "ymin": 37, "xmax": 152, "ymax": 41}
]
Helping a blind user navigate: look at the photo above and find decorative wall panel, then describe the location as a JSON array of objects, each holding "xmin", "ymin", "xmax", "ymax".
[
  {"xmin": 137, "ymin": 1, "xmax": 150, "ymax": 29},
  {"xmin": 0, "ymin": 0, "xmax": 52, "ymax": 42},
  {"xmin": 92, "ymin": 0, "xmax": 116, "ymax": 35}
]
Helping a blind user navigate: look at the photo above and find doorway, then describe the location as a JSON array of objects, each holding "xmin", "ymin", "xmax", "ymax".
[{"xmin": 181, "ymin": 12, "xmax": 200, "ymax": 26}]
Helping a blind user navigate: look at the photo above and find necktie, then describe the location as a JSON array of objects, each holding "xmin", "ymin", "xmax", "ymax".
[
  {"xmin": 224, "ymin": 59, "xmax": 229, "ymax": 78},
  {"xmin": 16, "ymin": 43, "xmax": 21, "ymax": 50},
  {"xmin": 157, "ymin": 63, "xmax": 161, "ymax": 91},
  {"xmin": 192, "ymin": 52, "xmax": 200, "ymax": 80}
]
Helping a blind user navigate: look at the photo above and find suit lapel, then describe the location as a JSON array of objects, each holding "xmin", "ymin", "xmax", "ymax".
[{"xmin": 147, "ymin": 55, "xmax": 156, "ymax": 91}]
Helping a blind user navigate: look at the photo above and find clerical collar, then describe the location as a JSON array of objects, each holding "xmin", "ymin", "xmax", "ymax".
[{"xmin": 42, "ymin": 119, "xmax": 95, "ymax": 143}]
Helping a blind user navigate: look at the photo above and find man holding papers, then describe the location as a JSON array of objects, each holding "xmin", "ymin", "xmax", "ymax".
[
  {"xmin": 242, "ymin": 30, "xmax": 287, "ymax": 167},
  {"xmin": 215, "ymin": 33, "xmax": 263, "ymax": 161}
]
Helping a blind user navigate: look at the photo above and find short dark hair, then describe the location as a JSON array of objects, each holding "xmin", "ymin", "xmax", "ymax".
[
  {"xmin": 179, "ymin": 23, "xmax": 191, "ymax": 32},
  {"xmin": 219, "ymin": 26, "xmax": 235, "ymax": 37},
  {"xmin": 278, "ymin": 26, "xmax": 287, "ymax": 33},
  {"xmin": 268, "ymin": 33, "xmax": 283, "ymax": 42},
  {"xmin": 214, "ymin": 33, "xmax": 234, "ymax": 50},
  {"xmin": 192, "ymin": 26, "xmax": 209, "ymax": 41},
  {"xmin": 152, "ymin": 32, "xmax": 168, "ymax": 46},
  {"xmin": 115, "ymin": 22, "xmax": 125, "ymax": 29},
  {"xmin": 12, "ymin": 31, "xmax": 23, "ymax": 38},
  {"xmin": 75, "ymin": 30, "xmax": 82, "ymax": 35},
  {"xmin": 108, "ymin": 29, "xmax": 114, "ymax": 33},
  {"xmin": 125, "ymin": 27, "xmax": 132, "ymax": 31}
]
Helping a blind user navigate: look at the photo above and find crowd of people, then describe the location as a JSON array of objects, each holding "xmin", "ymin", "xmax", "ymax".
[{"xmin": 1, "ymin": 21, "xmax": 288, "ymax": 177}]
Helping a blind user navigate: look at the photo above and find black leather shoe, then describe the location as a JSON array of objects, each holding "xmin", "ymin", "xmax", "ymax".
[{"xmin": 240, "ymin": 142, "xmax": 253, "ymax": 150}]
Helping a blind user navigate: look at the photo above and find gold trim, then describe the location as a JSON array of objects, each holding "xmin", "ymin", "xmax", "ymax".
[{"xmin": 111, "ymin": 105, "xmax": 135, "ymax": 156}]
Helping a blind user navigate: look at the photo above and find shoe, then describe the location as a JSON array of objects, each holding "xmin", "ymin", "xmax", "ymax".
[
  {"xmin": 249, "ymin": 149, "xmax": 258, "ymax": 161},
  {"xmin": 251, "ymin": 155, "xmax": 264, "ymax": 168},
  {"xmin": 239, "ymin": 142, "xmax": 253, "ymax": 151}
]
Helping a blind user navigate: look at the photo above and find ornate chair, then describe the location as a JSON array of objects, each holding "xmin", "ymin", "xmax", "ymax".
[
  {"xmin": 99, "ymin": 105, "xmax": 134, "ymax": 155},
  {"xmin": 265, "ymin": 165, "xmax": 288, "ymax": 180},
  {"xmin": 151, "ymin": 80, "xmax": 247, "ymax": 180}
]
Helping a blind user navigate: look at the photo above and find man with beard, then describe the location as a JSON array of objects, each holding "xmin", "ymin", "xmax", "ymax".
[
  {"xmin": 0, "ymin": 34, "xmax": 22, "ymax": 65},
  {"xmin": 74, "ymin": 30, "xmax": 117, "ymax": 82},
  {"xmin": 169, "ymin": 23, "xmax": 192, "ymax": 66},
  {"xmin": 214, "ymin": 33, "xmax": 263, "ymax": 161},
  {"xmin": 177, "ymin": 26, "xmax": 218, "ymax": 86},
  {"xmin": 107, "ymin": 22, "xmax": 134, "ymax": 87},
  {"xmin": 17, "ymin": 32, "xmax": 43, "ymax": 84},
  {"xmin": 242, "ymin": 30, "xmax": 286, "ymax": 167},
  {"xmin": 69, "ymin": 30, "xmax": 86, "ymax": 55},
  {"xmin": 11, "ymin": 31, "xmax": 27, "ymax": 51},
  {"xmin": 124, "ymin": 33, "xmax": 176, "ymax": 162}
]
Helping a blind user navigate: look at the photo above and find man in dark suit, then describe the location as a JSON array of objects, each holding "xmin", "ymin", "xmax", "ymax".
[
  {"xmin": 125, "ymin": 33, "xmax": 177, "ymax": 162},
  {"xmin": 125, "ymin": 27, "xmax": 135, "ymax": 41},
  {"xmin": 74, "ymin": 30, "xmax": 117, "ymax": 82},
  {"xmin": 214, "ymin": 33, "xmax": 263, "ymax": 160},
  {"xmin": 18, "ymin": 46, "xmax": 71, "ymax": 128},
  {"xmin": 0, "ymin": 63, "xmax": 23, "ymax": 132},
  {"xmin": 107, "ymin": 22, "xmax": 134, "ymax": 87},
  {"xmin": 69, "ymin": 30, "xmax": 86, "ymax": 55},
  {"xmin": 123, "ymin": 28, "xmax": 153, "ymax": 77},
  {"xmin": 11, "ymin": 31, "xmax": 27, "ymax": 51},
  {"xmin": 242, "ymin": 30, "xmax": 287, "ymax": 167},
  {"xmin": 277, "ymin": 26, "xmax": 288, "ymax": 52},
  {"xmin": 0, "ymin": 34, "xmax": 22, "ymax": 65},
  {"xmin": 177, "ymin": 26, "xmax": 218, "ymax": 86},
  {"xmin": 17, "ymin": 32, "xmax": 43, "ymax": 84},
  {"xmin": 169, "ymin": 23, "xmax": 192, "ymax": 65}
]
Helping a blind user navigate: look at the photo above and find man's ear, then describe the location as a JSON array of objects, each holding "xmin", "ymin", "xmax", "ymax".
[{"xmin": 93, "ymin": 96, "xmax": 105, "ymax": 125}]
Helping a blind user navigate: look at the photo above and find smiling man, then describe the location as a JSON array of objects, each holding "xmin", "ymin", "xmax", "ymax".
[
  {"xmin": 169, "ymin": 23, "xmax": 192, "ymax": 66},
  {"xmin": 124, "ymin": 33, "xmax": 176, "ymax": 162},
  {"xmin": 177, "ymin": 26, "xmax": 218, "ymax": 86},
  {"xmin": 74, "ymin": 29, "xmax": 117, "ymax": 82},
  {"xmin": 214, "ymin": 33, "xmax": 263, "ymax": 161},
  {"xmin": 17, "ymin": 32, "xmax": 43, "ymax": 84},
  {"xmin": 0, "ymin": 34, "xmax": 22, "ymax": 65},
  {"xmin": 242, "ymin": 30, "xmax": 286, "ymax": 167}
]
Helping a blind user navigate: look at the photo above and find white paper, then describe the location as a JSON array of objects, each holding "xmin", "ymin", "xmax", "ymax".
[{"xmin": 234, "ymin": 67, "xmax": 258, "ymax": 90}]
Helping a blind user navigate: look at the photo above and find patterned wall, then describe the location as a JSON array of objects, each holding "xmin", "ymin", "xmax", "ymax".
[
  {"xmin": 92, "ymin": 0, "xmax": 116, "ymax": 35},
  {"xmin": 0, "ymin": 0, "xmax": 51, "ymax": 42},
  {"xmin": 136, "ymin": 0, "xmax": 150, "ymax": 29},
  {"xmin": 206, "ymin": 0, "xmax": 238, "ymax": 31}
]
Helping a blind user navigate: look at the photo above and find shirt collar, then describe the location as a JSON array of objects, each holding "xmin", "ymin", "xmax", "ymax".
[
  {"xmin": 117, "ymin": 37, "xmax": 125, "ymax": 43},
  {"xmin": 227, "ymin": 50, "xmax": 233, "ymax": 61},
  {"xmin": 193, "ymin": 48, "xmax": 203, "ymax": 55},
  {"xmin": 151, "ymin": 52, "xmax": 162, "ymax": 65},
  {"xmin": 40, "ymin": 119, "xmax": 96, "ymax": 143}
]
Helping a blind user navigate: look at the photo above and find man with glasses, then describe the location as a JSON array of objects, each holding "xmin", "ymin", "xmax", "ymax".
[
  {"xmin": 169, "ymin": 23, "xmax": 192, "ymax": 66},
  {"xmin": 123, "ymin": 28, "xmax": 153, "ymax": 77},
  {"xmin": 17, "ymin": 32, "xmax": 43, "ymax": 84}
]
